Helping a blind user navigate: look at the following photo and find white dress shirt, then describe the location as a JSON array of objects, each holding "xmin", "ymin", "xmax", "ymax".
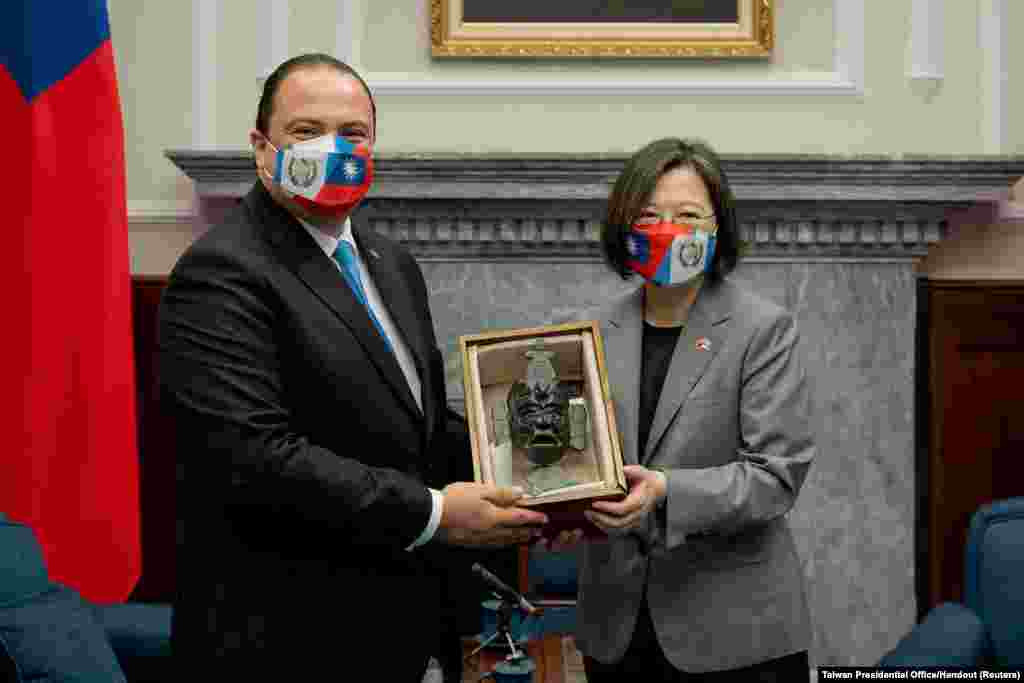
[{"xmin": 298, "ymin": 217, "xmax": 443, "ymax": 551}]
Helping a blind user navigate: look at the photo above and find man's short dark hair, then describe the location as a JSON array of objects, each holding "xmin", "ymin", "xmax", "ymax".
[
  {"xmin": 255, "ymin": 53, "xmax": 376, "ymax": 135},
  {"xmin": 601, "ymin": 137, "xmax": 740, "ymax": 284}
]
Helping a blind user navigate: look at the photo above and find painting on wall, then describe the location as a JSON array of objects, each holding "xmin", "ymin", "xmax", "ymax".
[{"xmin": 431, "ymin": 0, "xmax": 773, "ymax": 58}]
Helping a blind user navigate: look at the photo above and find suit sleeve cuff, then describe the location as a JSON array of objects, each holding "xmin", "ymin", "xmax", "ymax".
[{"xmin": 406, "ymin": 488, "xmax": 444, "ymax": 551}]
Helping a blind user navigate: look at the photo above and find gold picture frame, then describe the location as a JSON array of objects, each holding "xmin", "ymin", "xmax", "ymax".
[
  {"xmin": 431, "ymin": 0, "xmax": 773, "ymax": 58},
  {"xmin": 459, "ymin": 321, "xmax": 626, "ymax": 527}
]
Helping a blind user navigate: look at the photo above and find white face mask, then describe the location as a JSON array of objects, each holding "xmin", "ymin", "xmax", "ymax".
[{"xmin": 259, "ymin": 133, "xmax": 374, "ymax": 219}]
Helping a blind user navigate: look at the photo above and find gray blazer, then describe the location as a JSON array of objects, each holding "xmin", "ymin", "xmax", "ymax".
[{"xmin": 574, "ymin": 278, "xmax": 814, "ymax": 673}]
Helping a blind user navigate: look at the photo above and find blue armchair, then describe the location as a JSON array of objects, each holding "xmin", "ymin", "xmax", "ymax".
[
  {"xmin": 477, "ymin": 545, "xmax": 580, "ymax": 646},
  {"xmin": 880, "ymin": 497, "xmax": 1024, "ymax": 669},
  {"xmin": 0, "ymin": 514, "xmax": 172, "ymax": 682},
  {"xmin": 519, "ymin": 545, "xmax": 579, "ymax": 638}
]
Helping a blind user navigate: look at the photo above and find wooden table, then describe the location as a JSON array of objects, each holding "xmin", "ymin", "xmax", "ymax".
[{"xmin": 462, "ymin": 634, "xmax": 568, "ymax": 682}]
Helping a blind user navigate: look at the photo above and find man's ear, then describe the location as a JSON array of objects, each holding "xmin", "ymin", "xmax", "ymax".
[
  {"xmin": 249, "ymin": 128, "xmax": 270, "ymax": 174},
  {"xmin": 249, "ymin": 128, "xmax": 263, "ymax": 149}
]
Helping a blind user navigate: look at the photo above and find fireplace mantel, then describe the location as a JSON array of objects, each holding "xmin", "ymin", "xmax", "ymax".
[{"xmin": 165, "ymin": 151, "xmax": 1024, "ymax": 261}]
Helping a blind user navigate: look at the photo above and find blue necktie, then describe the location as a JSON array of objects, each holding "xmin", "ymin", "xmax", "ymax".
[{"xmin": 331, "ymin": 241, "xmax": 393, "ymax": 353}]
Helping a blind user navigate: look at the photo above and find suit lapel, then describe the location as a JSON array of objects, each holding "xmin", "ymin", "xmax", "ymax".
[
  {"xmin": 643, "ymin": 283, "xmax": 732, "ymax": 464},
  {"xmin": 354, "ymin": 220, "xmax": 436, "ymax": 443},
  {"xmin": 602, "ymin": 289, "xmax": 644, "ymax": 467},
  {"xmin": 252, "ymin": 188, "xmax": 423, "ymax": 426}
]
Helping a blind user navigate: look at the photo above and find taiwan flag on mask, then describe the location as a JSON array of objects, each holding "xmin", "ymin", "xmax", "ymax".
[
  {"xmin": 0, "ymin": 0, "xmax": 141, "ymax": 602},
  {"xmin": 624, "ymin": 231, "xmax": 660, "ymax": 279},
  {"xmin": 274, "ymin": 135, "xmax": 374, "ymax": 214}
]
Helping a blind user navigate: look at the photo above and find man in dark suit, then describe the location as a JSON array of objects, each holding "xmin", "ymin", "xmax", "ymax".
[{"xmin": 159, "ymin": 53, "xmax": 547, "ymax": 681}]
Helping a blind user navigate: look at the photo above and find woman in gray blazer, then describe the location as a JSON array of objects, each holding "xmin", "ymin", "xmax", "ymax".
[{"xmin": 548, "ymin": 138, "xmax": 814, "ymax": 681}]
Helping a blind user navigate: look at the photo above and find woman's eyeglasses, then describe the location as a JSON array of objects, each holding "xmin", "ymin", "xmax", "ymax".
[{"xmin": 633, "ymin": 211, "xmax": 716, "ymax": 227}]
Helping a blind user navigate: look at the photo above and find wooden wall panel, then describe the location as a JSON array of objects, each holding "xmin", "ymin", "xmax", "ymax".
[
  {"xmin": 915, "ymin": 281, "xmax": 1024, "ymax": 618},
  {"xmin": 130, "ymin": 276, "xmax": 175, "ymax": 603}
]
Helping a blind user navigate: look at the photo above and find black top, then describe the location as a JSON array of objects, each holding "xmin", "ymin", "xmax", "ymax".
[{"xmin": 638, "ymin": 320, "xmax": 684, "ymax": 459}]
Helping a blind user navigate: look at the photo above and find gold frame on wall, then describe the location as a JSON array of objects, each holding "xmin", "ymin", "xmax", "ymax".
[{"xmin": 431, "ymin": 0, "xmax": 773, "ymax": 58}]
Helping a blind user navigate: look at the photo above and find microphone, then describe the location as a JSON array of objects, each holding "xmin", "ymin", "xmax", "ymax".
[{"xmin": 471, "ymin": 563, "xmax": 541, "ymax": 616}]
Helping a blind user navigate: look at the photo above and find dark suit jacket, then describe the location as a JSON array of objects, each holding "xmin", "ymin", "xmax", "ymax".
[{"xmin": 159, "ymin": 183, "xmax": 474, "ymax": 680}]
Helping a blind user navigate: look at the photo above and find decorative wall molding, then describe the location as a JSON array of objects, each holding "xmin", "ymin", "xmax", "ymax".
[
  {"xmin": 257, "ymin": 2, "xmax": 357, "ymax": 78},
  {"xmin": 335, "ymin": 1, "xmax": 360, "ymax": 68},
  {"xmin": 253, "ymin": 1, "xmax": 861, "ymax": 95},
  {"xmin": 979, "ymin": 0, "xmax": 1008, "ymax": 153},
  {"xmin": 355, "ymin": 201, "xmax": 951, "ymax": 263},
  {"xmin": 127, "ymin": 200, "xmax": 196, "ymax": 223},
  {"xmin": 259, "ymin": 0, "xmax": 289, "ymax": 81},
  {"xmin": 191, "ymin": 0, "xmax": 217, "ymax": 148},
  {"xmin": 908, "ymin": 0, "xmax": 944, "ymax": 82},
  {"xmin": 368, "ymin": 1, "xmax": 863, "ymax": 97},
  {"xmin": 164, "ymin": 151, "xmax": 1024, "ymax": 262},
  {"xmin": 166, "ymin": 151, "xmax": 1024, "ymax": 202},
  {"xmin": 830, "ymin": 0, "xmax": 864, "ymax": 95}
]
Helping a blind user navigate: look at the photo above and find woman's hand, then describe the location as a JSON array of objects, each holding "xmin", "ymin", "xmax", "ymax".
[{"xmin": 584, "ymin": 465, "xmax": 667, "ymax": 534}]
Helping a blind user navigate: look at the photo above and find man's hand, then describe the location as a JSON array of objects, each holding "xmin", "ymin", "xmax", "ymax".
[
  {"xmin": 584, "ymin": 465, "xmax": 666, "ymax": 535},
  {"xmin": 435, "ymin": 483, "xmax": 548, "ymax": 547}
]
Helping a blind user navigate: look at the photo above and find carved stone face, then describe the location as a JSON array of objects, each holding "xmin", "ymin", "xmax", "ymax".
[
  {"xmin": 507, "ymin": 348, "xmax": 572, "ymax": 466},
  {"xmin": 507, "ymin": 378, "xmax": 571, "ymax": 466}
]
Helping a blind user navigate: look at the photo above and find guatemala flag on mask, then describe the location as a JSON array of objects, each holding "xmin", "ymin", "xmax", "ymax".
[{"xmin": 274, "ymin": 135, "xmax": 373, "ymax": 205}]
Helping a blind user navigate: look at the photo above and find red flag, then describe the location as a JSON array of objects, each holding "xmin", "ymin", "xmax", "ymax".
[{"xmin": 0, "ymin": 0, "xmax": 141, "ymax": 602}]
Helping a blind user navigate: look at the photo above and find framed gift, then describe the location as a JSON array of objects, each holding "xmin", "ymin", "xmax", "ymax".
[
  {"xmin": 459, "ymin": 321, "xmax": 626, "ymax": 532},
  {"xmin": 431, "ymin": 0, "xmax": 774, "ymax": 58}
]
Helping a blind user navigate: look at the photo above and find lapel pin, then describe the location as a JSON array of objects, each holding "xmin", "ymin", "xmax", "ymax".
[
  {"xmin": 369, "ymin": 249, "xmax": 380, "ymax": 259},
  {"xmin": 695, "ymin": 337, "xmax": 711, "ymax": 352}
]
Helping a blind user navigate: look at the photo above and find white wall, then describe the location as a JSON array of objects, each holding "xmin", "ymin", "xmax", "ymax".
[
  {"xmin": 1005, "ymin": 0, "xmax": 1022, "ymax": 153},
  {"xmin": 106, "ymin": 0, "xmax": 1021, "ymax": 273}
]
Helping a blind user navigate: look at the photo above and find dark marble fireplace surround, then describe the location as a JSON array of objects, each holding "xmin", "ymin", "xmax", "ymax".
[{"xmin": 168, "ymin": 151, "xmax": 1024, "ymax": 667}]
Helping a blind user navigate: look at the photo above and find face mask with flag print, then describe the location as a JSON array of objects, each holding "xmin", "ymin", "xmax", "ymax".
[
  {"xmin": 624, "ymin": 221, "xmax": 717, "ymax": 287},
  {"xmin": 263, "ymin": 133, "xmax": 374, "ymax": 219}
]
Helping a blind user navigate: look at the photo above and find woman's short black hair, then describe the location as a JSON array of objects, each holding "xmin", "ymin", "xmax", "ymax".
[
  {"xmin": 255, "ymin": 53, "xmax": 376, "ymax": 135},
  {"xmin": 601, "ymin": 137, "xmax": 740, "ymax": 284}
]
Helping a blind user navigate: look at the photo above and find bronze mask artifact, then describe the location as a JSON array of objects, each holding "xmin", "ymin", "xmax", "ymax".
[
  {"xmin": 504, "ymin": 340, "xmax": 589, "ymax": 466},
  {"xmin": 507, "ymin": 359, "xmax": 571, "ymax": 464}
]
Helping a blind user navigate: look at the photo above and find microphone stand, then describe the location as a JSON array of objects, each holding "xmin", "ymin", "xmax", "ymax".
[
  {"xmin": 464, "ymin": 591, "xmax": 527, "ymax": 662},
  {"xmin": 464, "ymin": 564, "xmax": 544, "ymax": 680}
]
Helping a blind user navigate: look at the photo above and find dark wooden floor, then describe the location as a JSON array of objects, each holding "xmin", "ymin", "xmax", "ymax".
[{"xmin": 462, "ymin": 635, "xmax": 585, "ymax": 682}]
